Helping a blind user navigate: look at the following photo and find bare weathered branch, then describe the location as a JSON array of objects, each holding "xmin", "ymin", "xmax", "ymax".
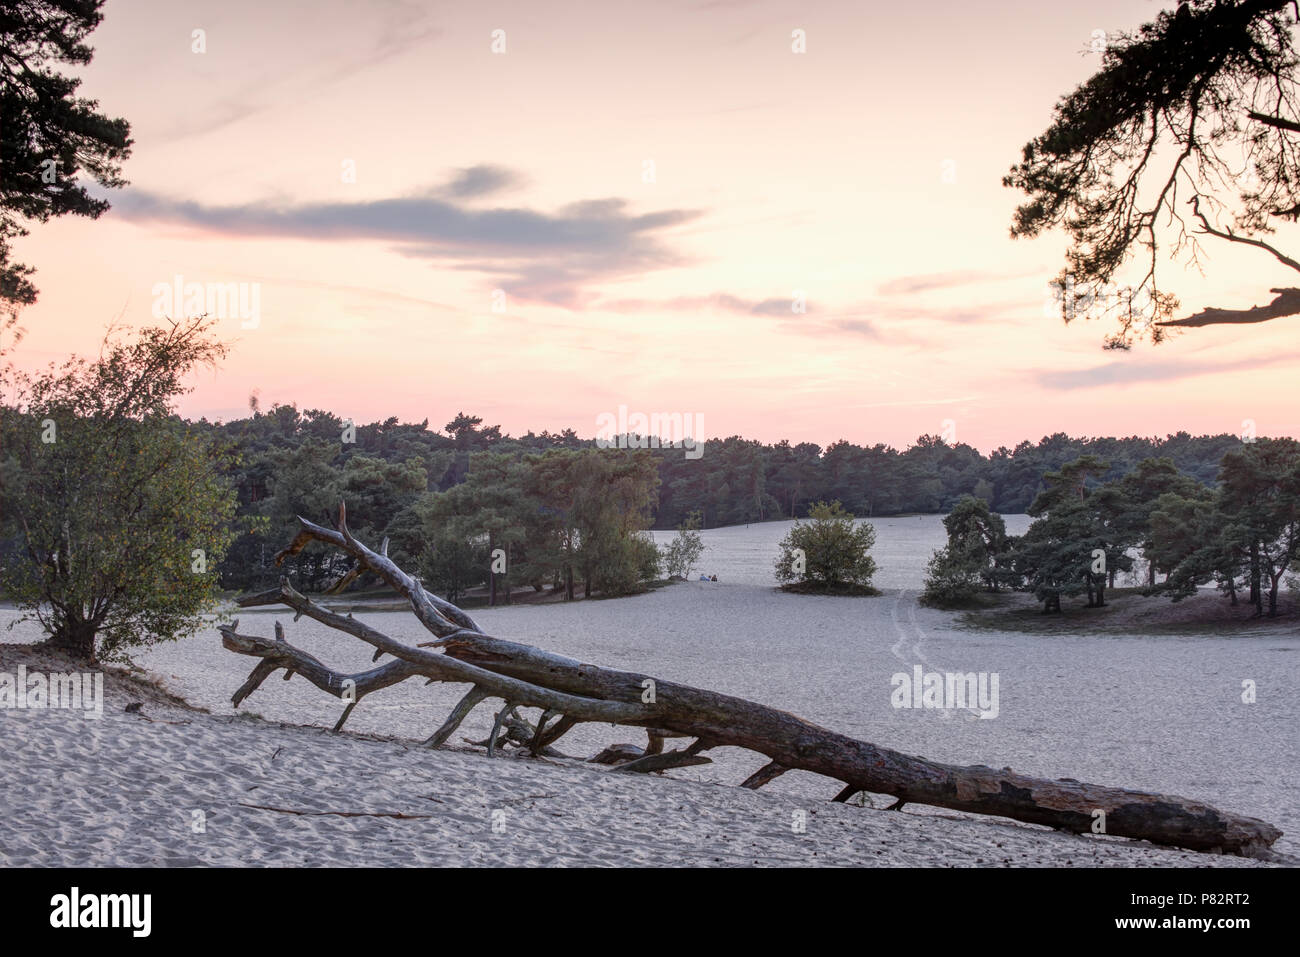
[
  {"xmin": 532, "ymin": 714, "xmax": 579, "ymax": 752},
  {"xmin": 1188, "ymin": 193, "xmax": 1300, "ymax": 272},
  {"xmin": 741, "ymin": 761, "xmax": 789, "ymax": 790},
  {"xmin": 235, "ymin": 579, "xmax": 651, "ymax": 725},
  {"xmin": 613, "ymin": 751, "xmax": 714, "ymax": 774},
  {"xmin": 1248, "ymin": 109, "xmax": 1300, "ymax": 134},
  {"xmin": 426, "ymin": 685, "xmax": 489, "ymax": 748},
  {"xmin": 1159, "ymin": 286, "xmax": 1300, "ymax": 327}
]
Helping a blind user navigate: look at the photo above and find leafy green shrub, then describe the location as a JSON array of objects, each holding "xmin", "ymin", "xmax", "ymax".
[{"xmin": 774, "ymin": 501, "xmax": 877, "ymax": 594}]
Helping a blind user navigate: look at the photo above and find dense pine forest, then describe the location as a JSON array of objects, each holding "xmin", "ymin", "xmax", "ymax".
[{"xmin": 193, "ymin": 403, "xmax": 1246, "ymax": 593}]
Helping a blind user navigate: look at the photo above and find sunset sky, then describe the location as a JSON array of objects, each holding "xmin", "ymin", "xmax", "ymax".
[{"xmin": 10, "ymin": 0, "xmax": 1299, "ymax": 452}]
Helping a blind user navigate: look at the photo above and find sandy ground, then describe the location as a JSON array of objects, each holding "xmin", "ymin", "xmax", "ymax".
[
  {"xmin": 2, "ymin": 516, "xmax": 1295, "ymax": 867},
  {"xmin": 0, "ymin": 645, "xmax": 1281, "ymax": 867}
]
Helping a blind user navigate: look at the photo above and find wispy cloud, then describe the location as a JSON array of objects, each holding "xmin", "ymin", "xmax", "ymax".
[
  {"xmin": 845, "ymin": 394, "xmax": 979, "ymax": 409},
  {"xmin": 876, "ymin": 269, "xmax": 1040, "ymax": 297},
  {"xmin": 591, "ymin": 292, "xmax": 912, "ymax": 341},
  {"xmin": 592, "ymin": 289, "xmax": 1019, "ymax": 347},
  {"xmin": 825, "ymin": 318, "xmax": 882, "ymax": 339},
  {"xmin": 1036, "ymin": 353, "xmax": 1296, "ymax": 390},
  {"xmin": 787, "ymin": 314, "xmax": 945, "ymax": 348},
  {"xmin": 155, "ymin": 1, "xmax": 443, "ymax": 143},
  {"xmin": 595, "ymin": 293, "xmax": 794, "ymax": 315},
  {"xmin": 110, "ymin": 185, "xmax": 702, "ymax": 307},
  {"xmin": 243, "ymin": 274, "xmax": 460, "ymax": 313}
]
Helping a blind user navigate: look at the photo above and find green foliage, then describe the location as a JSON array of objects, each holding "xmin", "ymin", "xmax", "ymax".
[
  {"xmin": 632, "ymin": 531, "xmax": 661, "ymax": 582},
  {"xmin": 774, "ymin": 500, "xmax": 877, "ymax": 592},
  {"xmin": 410, "ymin": 447, "xmax": 660, "ymax": 603},
  {"xmin": 1010, "ymin": 456, "xmax": 1132, "ymax": 612},
  {"xmin": 1210, "ymin": 440, "xmax": 1298, "ymax": 615},
  {"xmin": 530, "ymin": 447, "xmax": 661, "ymax": 599},
  {"xmin": 132, "ymin": 391, "xmax": 1261, "ymax": 614},
  {"xmin": 1145, "ymin": 441, "xmax": 1300, "ymax": 616},
  {"xmin": 1104, "ymin": 457, "xmax": 1205, "ymax": 586},
  {"xmin": 1147, "ymin": 486, "xmax": 1226, "ymax": 601},
  {"xmin": 659, "ymin": 510, "xmax": 706, "ymax": 580},
  {"xmin": 0, "ymin": 318, "xmax": 236, "ymax": 661},
  {"xmin": 921, "ymin": 495, "xmax": 1011, "ymax": 606},
  {"xmin": 589, "ymin": 530, "xmax": 661, "ymax": 597},
  {"xmin": 944, "ymin": 495, "xmax": 1013, "ymax": 589},
  {"xmin": 920, "ymin": 548, "xmax": 982, "ymax": 608},
  {"xmin": 418, "ymin": 531, "xmax": 486, "ymax": 603},
  {"xmin": 199, "ymin": 406, "xmax": 1244, "ymax": 581},
  {"xmin": 997, "ymin": 445, "xmax": 1300, "ymax": 618},
  {"xmin": 416, "ymin": 453, "xmax": 539, "ymax": 603}
]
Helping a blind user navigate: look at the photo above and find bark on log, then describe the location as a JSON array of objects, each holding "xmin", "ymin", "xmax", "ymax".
[
  {"xmin": 589, "ymin": 744, "xmax": 645, "ymax": 765},
  {"xmin": 218, "ymin": 509, "xmax": 1284, "ymax": 858},
  {"xmin": 221, "ymin": 621, "xmax": 424, "ymax": 708},
  {"xmin": 613, "ymin": 750, "xmax": 714, "ymax": 774},
  {"xmin": 235, "ymin": 580, "xmax": 651, "ymax": 726},
  {"xmin": 741, "ymin": 761, "xmax": 789, "ymax": 790},
  {"xmin": 438, "ymin": 631, "xmax": 1283, "ymax": 854}
]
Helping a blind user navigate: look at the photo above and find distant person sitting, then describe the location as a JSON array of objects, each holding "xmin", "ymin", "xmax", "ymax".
[
  {"xmin": 699, "ymin": 574, "xmax": 710, "ymax": 581},
  {"xmin": 710, "ymin": 574, "xmax": 718, "ymax": 582}
]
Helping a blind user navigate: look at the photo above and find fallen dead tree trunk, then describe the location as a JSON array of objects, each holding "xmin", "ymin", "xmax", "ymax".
[{"xmin": 219, "ymin": 506, "xmax": 1283, "ymax": 858}]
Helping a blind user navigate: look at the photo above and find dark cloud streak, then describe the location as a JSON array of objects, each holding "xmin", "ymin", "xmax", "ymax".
[
  {"xmin": 435, "ymin": 164, "xmax": 524, "ymax": 199},
  {"xmin": 110, "ymin": 183, "xmax": 702, "ymax": 307}
]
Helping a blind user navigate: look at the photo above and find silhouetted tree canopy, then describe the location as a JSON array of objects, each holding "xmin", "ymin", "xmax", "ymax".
[
  {"xmin": 0, "ymin": 0, "xmax": 131, "ymax": 315},
  {"xmin": 1007, "ymin": 0, "xmax": 1300, "ymax": 346}
]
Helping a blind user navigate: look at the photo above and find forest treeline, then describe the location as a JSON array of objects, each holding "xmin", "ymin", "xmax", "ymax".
[
  {"xmin": 196, "ymin": 403, "xmax": 1246, "ymax": 593},
  {"xmin": 0, "ymin": 323, "xmax": 1284, "ymax": 654},
  {"xmin": 922, "ymin": 442, "xmax": 1300, "ymax": 618}
]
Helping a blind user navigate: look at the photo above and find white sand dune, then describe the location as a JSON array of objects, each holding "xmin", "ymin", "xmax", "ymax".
[
  {"xmin": 2, "ymin": 516, "xmax": 1294, "ymax": 866},
  {"xmin": 0, "ymin": 645, "xmax": 1277, "ymax": 867}
]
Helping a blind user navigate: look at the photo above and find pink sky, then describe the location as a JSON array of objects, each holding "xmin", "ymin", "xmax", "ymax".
[{"xmin": 9, "ymin": 0, "xmax": 1299, "ymax": 452}]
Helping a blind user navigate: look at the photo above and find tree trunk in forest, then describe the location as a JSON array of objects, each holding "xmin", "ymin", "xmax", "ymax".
[
  {"xmin": 1250, "ymin": 547, "xmax": 1262, "ymax": 615},
  {"xmin": 219, "ymin": 506, "xmax": 1285, "ymax": 859}
]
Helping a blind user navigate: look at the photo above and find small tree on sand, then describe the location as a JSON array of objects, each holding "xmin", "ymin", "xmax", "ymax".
[
  {"xmin": 0, "ymin": 317, "xmax": 237, "ymax": 662},
  {"xmin": 920, "ymin": 548, "xmax": 983, "ymax": 608},
  {"xmin": 774, "ymin": 500, "xmax": 878, "ymax": 594},
  {"xmin": 921, "ymin": 495, "xmax": 1013, "ymax": 607},
  {"xmin": 660, "ymin": 509, "xmax": 706, "ymax": 580}
]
